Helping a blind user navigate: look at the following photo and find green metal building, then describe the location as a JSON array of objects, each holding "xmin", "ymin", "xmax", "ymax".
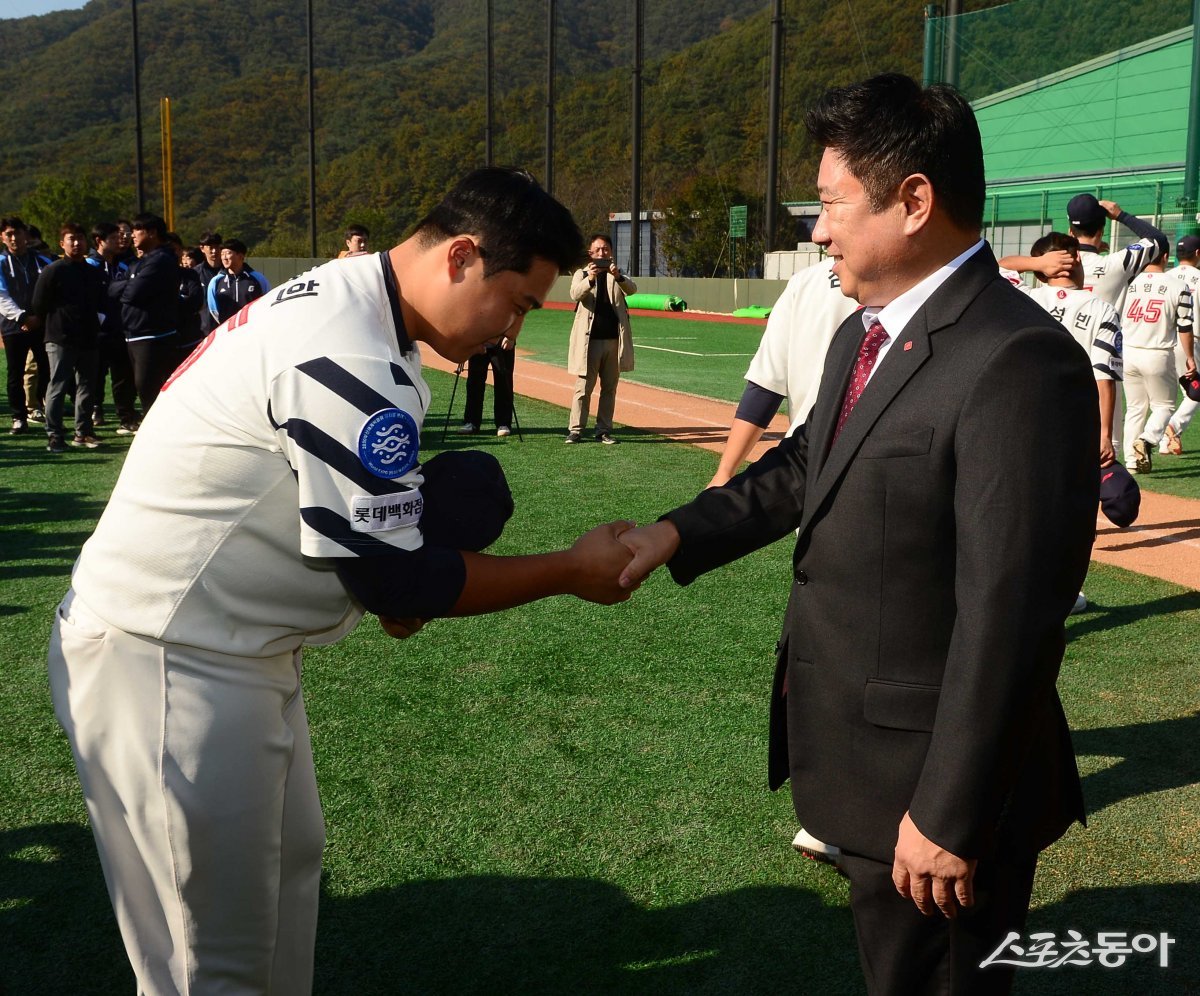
[{"xmin": 974, "ymin": 24, "xmax": 1194, "ymax": 257}]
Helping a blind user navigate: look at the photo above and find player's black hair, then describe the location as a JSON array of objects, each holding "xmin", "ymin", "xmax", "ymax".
[
  {"xmin": 804, "ymin": 73, "xmax": 985, "ymax": 232},
  {"xmin": 131, "ymin": 212, "xmax": 167, "ymax": 239},
  {"xmin": 164, "ymin": 232, "xmax": 183, "ymax": 248},
  {"xmin": 414, "ymin": 167, "xmax": 583, "ymax": 277},
  {"xmin": 198, "ymin": 230, "xmax": 223, "ymax": 247},
  {"xmin": 221, "ymin": 238, "xmax": 248, "ymax": 255},
  {"xmin": 0, "ymin": 216, "xmax": 28, "ymax": 233},
  {"xmin": 1030, "ymin": 232, "xmax": 1080, "ymax": 257},
  {"xmin": 344, "ymin": 223, "xmax": 369, "ymax": 240},
  {"xmin": 91, "ymin": 221, "xmax": 118, "ymax": 245},
  {"xmin": 59, "ymin": 221, "xmax": 86, "ymax": 238}
]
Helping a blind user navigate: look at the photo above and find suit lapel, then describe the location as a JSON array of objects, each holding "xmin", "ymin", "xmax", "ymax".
[{"xmin": 796, "ymin": 245, "xmax": 1000, "ymax": 540}]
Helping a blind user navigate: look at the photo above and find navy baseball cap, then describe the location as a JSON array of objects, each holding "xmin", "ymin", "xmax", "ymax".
[
  {"xmin": 1099, "ymin": 463, "xmax": 1140, "ymax": 528},
  {"xmin": 1177, "ymin": 235, "xmax": 1200, "ymax": 257},
  {"xmin": 1067, "ymin": 194, "xmax": 1107, "ymax": 232},
  {"xmin": 418, "ymin": 450, "xmax": 514, "ymax": 551},
  {"xmin": 1182, "ymin": 369, "xmax": 1200, "ymax": 403}
]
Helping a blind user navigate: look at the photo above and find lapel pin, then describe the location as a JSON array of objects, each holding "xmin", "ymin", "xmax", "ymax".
[{"xmin": 903, "ymin": 340, "xmax": 913, "ymax": 351}]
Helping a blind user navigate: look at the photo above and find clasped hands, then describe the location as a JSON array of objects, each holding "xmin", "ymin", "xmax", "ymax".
[
  {"xmin": 378, "ymin": 519, "xmax": 680, "ymax": 639},
  {"xmin": 563, "ymin": 517, "xmax": 683, "ymax": 603}
]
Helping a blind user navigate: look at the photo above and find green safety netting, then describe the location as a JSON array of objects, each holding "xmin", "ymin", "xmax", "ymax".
[
  {"xmin": 731, "ymin": 306, "xmax": 772, "ymax": 318},
  {"xmin": 625, "ymin": 293, "xmax": 687, "ymax": 312}
]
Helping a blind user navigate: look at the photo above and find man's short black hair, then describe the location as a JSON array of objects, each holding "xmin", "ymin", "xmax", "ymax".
[
  {"xmin": 131, "ymin": 212, "xmax": 167, "ymax": 239},
  {"xmin": 345, "ymin": 223, "xmax": 369, "ymax": 240},
  {"xmin": 59, "ymin": 221, "xmax": 86, "ymax": 238},
  {"xmin": 804, "ymin": 73, "xmax": 985, "ymax": 232},
  {"xmin": 221, "ymin": 238, "xmax": 248, "ymax": 256},
  {"xmin": 415, "ymin": 167, "xmax": 582, "ymax": 277},
  {"xmin": 1, "ymin": 216, "xmax": 28, "ymax": 233},
  {"xmin": 198, "ymin": 230, "xmax": 223, "ymax": 247},
  {"xmin": 164, "ymin": 232, "xmax": 183, "ymax": 248},
  {"xmin": 92, "ymin": 221, "xmax": 118, "ymax": 245},
  {"xmin": 1030, "ymin": 232, "xmax": 1080, "ymax": 257}
]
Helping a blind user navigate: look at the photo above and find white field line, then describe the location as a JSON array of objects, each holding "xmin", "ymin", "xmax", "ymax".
[{"xmin": 635, "ymin": 344, "xmax": 754, "ymax": 357}]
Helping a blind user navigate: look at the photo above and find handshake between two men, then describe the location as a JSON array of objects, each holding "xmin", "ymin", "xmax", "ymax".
[
  {"xmin": 368, "ymin": 448, "xmax": 685, "ymax": 638},
  {"xmin": 378, "ymin": 515, "xmax": 682, "ymax": 639}
]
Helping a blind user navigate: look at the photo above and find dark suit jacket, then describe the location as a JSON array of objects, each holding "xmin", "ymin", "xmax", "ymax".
[{"xmin": 665, "ymin": 246, "xmax": 1096, "ymax": 864}]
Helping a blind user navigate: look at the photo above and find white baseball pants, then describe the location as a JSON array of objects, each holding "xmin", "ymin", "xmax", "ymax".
[{"xmin": 48, "ymin": 591, "xmax": 325, "ymax": 995}]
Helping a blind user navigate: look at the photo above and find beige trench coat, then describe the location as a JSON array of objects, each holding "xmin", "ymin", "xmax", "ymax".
[{"xmin": 567, "ymin": 267, "xmax": 636, "ymax": 376}]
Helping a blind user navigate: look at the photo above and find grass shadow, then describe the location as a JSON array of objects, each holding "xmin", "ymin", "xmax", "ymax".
[{"xmin": 1073, "ymin": 710, "xmax": 1200, "ymax": 816}]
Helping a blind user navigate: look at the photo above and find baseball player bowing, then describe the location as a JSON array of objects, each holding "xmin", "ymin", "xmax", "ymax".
[{"xmin": 48, "ymin": 168, "xmax": 635, "ymax": 995}]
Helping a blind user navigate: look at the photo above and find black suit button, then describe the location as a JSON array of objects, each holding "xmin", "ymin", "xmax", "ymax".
[{"xmin": 795, "ymin": 569, "xmax": 808, "ymax": 585}]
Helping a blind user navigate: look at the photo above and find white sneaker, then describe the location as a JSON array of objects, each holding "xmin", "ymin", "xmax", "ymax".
[
  {"xmin": 792, "ymin": 827, "xmax": 841, "ymax": 864},
  {"xmin": 1071, "ymin": 592, "xmax": 1087, "ymax": 615},
  {"xmin": 457, "ymin": 423, "xmax": 478, "ymax": 434},
  {"xmin": 496, "ymin": 426, "xmax": 511, "ymax": 437}
]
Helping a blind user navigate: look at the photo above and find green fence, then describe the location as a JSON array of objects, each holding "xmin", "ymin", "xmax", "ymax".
[{"xmin": 926, "ymin": 0, "xmax": 1192, "ymax": 101}]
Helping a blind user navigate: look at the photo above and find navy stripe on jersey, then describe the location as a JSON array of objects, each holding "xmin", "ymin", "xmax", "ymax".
[
  {"xmin": 295, "ymin": 357, "xmax": 412, "ymax": 414},
  {"xmin": 1121, "ymin": 242, "xmax": 1153, "ymax": 276},
  {"xmin": 300, "ymin": 506, "xmax": 412, "ymax": 555},
  {"xmin": 1093, "ymin": 334, "xmax": 1120, "ymax": 357},
  {"xmin": 378, "ymin": 252, "xmax": 414, "ymax": 353},
  {"xmin": 283, "ymin": 417, "xmax": 416, "ymax": 495}
]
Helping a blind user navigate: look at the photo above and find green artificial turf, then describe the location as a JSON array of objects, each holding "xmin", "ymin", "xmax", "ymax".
[
  {"xmin": 515, "ymin": 309, "xmax": 766, "ymax": 405},
  {"xmin": 1, "ymin": 359, "xmax": 1198, "ymax": 994}
]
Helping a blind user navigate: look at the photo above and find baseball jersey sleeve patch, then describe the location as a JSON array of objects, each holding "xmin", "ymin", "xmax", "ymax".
[
  {"xmin": 358, "ymin": 408, "xmax": 419, "ymax": 479},
  {"xmin": 350, "ymin": 488, "xmax": 424, "ymax": 533}
]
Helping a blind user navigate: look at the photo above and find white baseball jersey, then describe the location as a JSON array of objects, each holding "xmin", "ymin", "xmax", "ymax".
[
  {"xmin": 1015, "ymin": 280, "xmax": 1123, "ymax": 381},
  {"xmin": 71, "ymin": 253, "xmax": 432, "ymax": 658},
  {"xmin": 1079, "ymin": 238, "xmax": 1163, "ymax": 311},
  {"xmin": 745, "ymin": 259, "xmax": 859, "ymax": 431},
  {"xmin": 1121, "ymin": 270, "xmax": 1193, "ymax": 350}
]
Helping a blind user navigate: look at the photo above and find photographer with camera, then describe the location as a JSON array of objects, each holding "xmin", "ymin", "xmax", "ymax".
[{"xmin": 566, "ymin": 234, "xmax": 636, "ymax": 444}]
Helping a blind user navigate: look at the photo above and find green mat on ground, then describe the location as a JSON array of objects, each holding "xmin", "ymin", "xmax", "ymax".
[{"xmin": 625, "ymin": 293, "xmax": 687, "ymax": 311}]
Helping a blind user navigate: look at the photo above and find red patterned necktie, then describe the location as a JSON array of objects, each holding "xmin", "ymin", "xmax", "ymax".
[{"xmin": 832, "ymin": 320, "xmax": 889, "ymax": 442}]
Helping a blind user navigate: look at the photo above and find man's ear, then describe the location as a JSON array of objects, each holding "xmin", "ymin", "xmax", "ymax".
[
  {"xmin": 446, "ymin": 236, "xmax": 478, "ymax": 277},
  {"xmin": 898, "ymin": 173, "xmax": 935, "ymax": 235}
]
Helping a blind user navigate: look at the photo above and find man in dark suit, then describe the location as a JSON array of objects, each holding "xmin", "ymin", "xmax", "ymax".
[{"xmin": 618, "ymin": 73, "xmax": 1098, "ymax": 994}]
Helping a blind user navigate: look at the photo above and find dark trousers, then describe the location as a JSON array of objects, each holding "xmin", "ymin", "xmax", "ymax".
[
  {"xmin": 95, "ymin": 335, "xmax": 140, "ymax": 425},
  {"xmin": 126, "ymin": 336, "xmax": 178, "ymax": 414},
  {"xmin": 4, "ymin": 329, "xmax": 47, "ymax": 419},
  {"xmin": 45, "ymin": 342, "xmax": 99, "ymax": 439},
  {"xmin": 838, "ymin": 849, "xmax": 1038, "ymax": 996},
  {"xmin": 463, "ymin": 345, "xmax": 515, "ymax": 428}
]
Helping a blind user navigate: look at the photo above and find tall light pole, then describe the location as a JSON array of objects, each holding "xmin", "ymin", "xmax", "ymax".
[
  {"xmin": 545, "ymin": 0, "xmax": 555, "ymax": 192},
  {"xmin": 486, "ymin": 0, "xmax": 494, "ymax": 165},
  {"xmin": 307, "ymin": 0, "xmax": 317, "ymax": 256},
  {"xmin": 131, "ymin": 0, "xmax": 144, "ymax": 212},
  {"xmin": 765, "ymin": 0, "xmax": 783, "ymax": 253},
  {"xmin": 629, "ymin": 0, "xmax": 643, "ymax": 275}
]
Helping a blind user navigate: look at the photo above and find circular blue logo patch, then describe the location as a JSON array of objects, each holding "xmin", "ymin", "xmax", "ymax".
[{"xmin": 358, "ymin": 408, "xmax": 420, "ymax": 479}]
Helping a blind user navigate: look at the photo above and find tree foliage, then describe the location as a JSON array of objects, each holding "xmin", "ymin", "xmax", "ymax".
[{"xmin": 20, "ymin": 174, "xmax": 133, "ymax": 238}]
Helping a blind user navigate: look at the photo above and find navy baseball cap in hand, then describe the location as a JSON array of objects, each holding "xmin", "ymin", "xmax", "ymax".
[
  {"xmin": 1099, "ymin": 463, "xmax": 1140, "ymax": 528},
  {"xmin": 419, "ymin": 450, "xmax": 514, "ymax": 551},
  {"xmin": 1181, "ymin": 369, "xmax": 1200, "ymax": 403}
]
